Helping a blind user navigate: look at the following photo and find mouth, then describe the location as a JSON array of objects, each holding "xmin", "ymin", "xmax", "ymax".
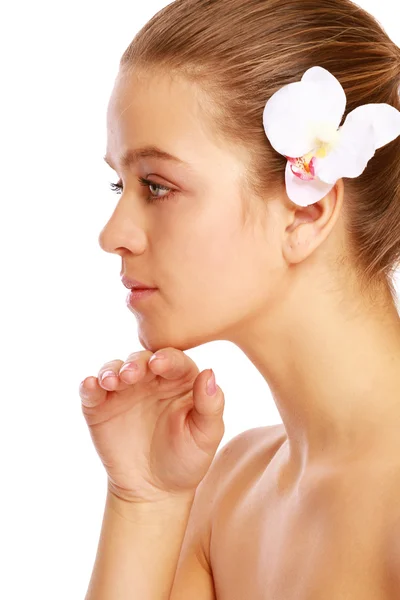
[
  {"xmin": 121, "ymin": 274, "xmax": 157, "ymax": 290},
  {"xmin": 126, "ymin": 287, "xmax": 158, "ymax": 307}
]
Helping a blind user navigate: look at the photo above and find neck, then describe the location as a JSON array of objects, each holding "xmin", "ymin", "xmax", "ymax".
[{"xmin": 230, "ymin": 275, "xmax": 400, "ymax": 481}]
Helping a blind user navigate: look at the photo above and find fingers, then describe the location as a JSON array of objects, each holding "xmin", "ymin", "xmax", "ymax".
[
  {"xmin": 147, "ymin": 347, "xmax": 200, "ymax": 381},
  {"xmin": 79, "ymin": 350, "xmax": 154, "ymax": 407},
  {"xmin": 79, "ymin": 347, "xmax": 200, "ymax": 409},
  {"xmin": 119, "ymin": 350, "xmax": 155, "ymax": 385},
  {"xmin": 188, "ymin": 369, "xmax": 225, "ymax": 454},
  {"xmin": 80, "ymin": 375, "xmax": 107, "ymax": 408},
  {"xmin": 98, "ymin": 351, "xmax": 155, "ymax": 389}
]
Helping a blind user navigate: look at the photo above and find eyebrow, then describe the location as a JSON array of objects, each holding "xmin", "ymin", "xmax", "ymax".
[{"xmin": 103, "ymin": 145, "xmax": 188, "ymax": 169}]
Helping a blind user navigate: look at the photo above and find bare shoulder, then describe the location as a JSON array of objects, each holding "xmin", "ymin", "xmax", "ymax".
[
  {"xmin": 204, "ymin": 424, "xmax": 286, "ymax": 488},
  {"xmin": 195, "ymin": 424, "xmax": 286, "ymax": 569}
]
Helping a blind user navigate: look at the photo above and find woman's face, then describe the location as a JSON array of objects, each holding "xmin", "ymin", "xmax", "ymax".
[{"xmin": 99, "ymin": 68, "xmax": 283, "ymax": 351}]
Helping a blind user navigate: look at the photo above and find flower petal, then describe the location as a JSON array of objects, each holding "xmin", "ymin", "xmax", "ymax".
[
  {"xmin": 341, "ymin": 103, "xmax": 400, "ymax": 150},
  {"xmin": 302, "ymin": 66, "xmax": 347, "ymax": 128},
  {"xmin": 285, "ymin": 161, "xmax": 335, "ymax": 207},
  {"xmin": 315, "ymin": 120, "xmax": 375, "ymax": 184},
  {"xmin": 316, "ymin": 103, "xmax": 400, "ymax": 184},
  {"xmin": 263, "ymin": 66, "xmax": 346, "ymax": 158}
]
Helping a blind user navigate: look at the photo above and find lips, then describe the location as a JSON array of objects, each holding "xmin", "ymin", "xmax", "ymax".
[{"xmin": 121, "ymin": 274, "xmax": 156, "ymax": 290}]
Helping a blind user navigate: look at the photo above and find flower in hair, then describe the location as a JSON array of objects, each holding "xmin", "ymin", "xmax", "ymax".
[{"xmin": 263, "ymin": 66, "xmax": 400, "ymax": 207}]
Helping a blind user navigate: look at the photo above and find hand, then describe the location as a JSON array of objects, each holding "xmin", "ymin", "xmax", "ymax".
[{"xmin": 79, "ymin": 348, "xmax": 225, "ymax": 504}]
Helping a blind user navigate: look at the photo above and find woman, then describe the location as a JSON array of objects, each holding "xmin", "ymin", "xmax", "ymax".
[{"xmin": 80, "ymin": 0, "xmax": 400, "ymax": 598}]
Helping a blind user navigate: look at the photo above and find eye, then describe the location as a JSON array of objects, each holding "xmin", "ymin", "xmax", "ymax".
[{"xmin": 109, "ymin": 177, "xmax": 176, "ymax": 203}]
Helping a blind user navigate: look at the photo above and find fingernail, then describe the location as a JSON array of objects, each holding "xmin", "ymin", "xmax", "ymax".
[
  {"xmin": 119, "ymin": 361, "xmax": 139, "ymax": 374},
  {"xmin": 206, "ymin": 370, "xmax": 217, "ymax": 396},
  {"xmin": 101, "ymin": 370, "xmax": 116, "ymax": 382},
  {"xmin": 149, "ymin": 352, "xmax": 166, "ymax": 364}
]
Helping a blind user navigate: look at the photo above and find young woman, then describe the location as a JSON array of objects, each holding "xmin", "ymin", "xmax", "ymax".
[{"xmin": 80, "ymin": 0, "xmax": 400, "ymax": 598}]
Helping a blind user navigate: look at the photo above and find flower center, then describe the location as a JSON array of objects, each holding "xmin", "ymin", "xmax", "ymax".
[
  {"xmin": 312, "ymin": 121, "xmax": 341, "ymax": 148},
  {"xmin": 285, "ymin": 122, "xmax": 341, "ymax": 181}
]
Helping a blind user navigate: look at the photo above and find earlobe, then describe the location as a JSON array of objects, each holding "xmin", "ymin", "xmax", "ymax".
[{"xmin": 283, "ymin": 223, "xmax": 313, "ymax": 265}]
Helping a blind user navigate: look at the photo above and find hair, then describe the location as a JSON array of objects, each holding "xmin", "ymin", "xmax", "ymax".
[{"xmin": 119, "ymin": 0, "xmax": 400, "ymax": 305}]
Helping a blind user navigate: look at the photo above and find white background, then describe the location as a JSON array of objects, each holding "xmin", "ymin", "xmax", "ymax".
[{"xmin": 0, "ymin": 1, "xmax": 399, "ymax": 597}]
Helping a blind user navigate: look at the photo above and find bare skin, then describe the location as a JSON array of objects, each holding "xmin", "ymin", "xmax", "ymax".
[
  {"xmin": 203, "ymin": 425, "xmax": 400, "ymax": 599},
  {"xmin": 88, "ymin": 66, "xmax": 400, "ymax": 596}
]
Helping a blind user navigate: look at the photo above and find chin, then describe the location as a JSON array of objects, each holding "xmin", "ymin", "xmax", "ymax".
[{"xmin": 137, "ymin": 324, "xmax": 220, "ymax": 354}]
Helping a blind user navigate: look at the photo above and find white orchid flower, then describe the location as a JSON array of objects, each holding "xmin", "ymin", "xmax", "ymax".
[{"xmin": 263, "ymin": 66, "xmax": 400, "ymax": 207}]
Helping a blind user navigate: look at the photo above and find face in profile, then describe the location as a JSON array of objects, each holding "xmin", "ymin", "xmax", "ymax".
[{"xmin": 99, "ymin": 68, "xmax": 283, "ymax": 352}]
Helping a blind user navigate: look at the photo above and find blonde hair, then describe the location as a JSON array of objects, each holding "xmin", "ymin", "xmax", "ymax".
[{"xmin": 120, "ymin": 0, "xmax": 400, "ymax": 303}]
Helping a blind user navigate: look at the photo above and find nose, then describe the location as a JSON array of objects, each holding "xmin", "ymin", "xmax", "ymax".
[{"xmin": 98, "ymin": 203, "xmax": 147, "ymax": 255}]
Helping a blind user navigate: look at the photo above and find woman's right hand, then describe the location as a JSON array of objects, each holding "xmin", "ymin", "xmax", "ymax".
[{"xmin": 79, "ymin": 348, "xmax": 225, "ymax": 505}]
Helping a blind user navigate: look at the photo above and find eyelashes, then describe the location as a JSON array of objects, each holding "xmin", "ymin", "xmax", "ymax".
[{"xmin": 109, "ymin": 176, "xmax": 177, "ymax": 203}]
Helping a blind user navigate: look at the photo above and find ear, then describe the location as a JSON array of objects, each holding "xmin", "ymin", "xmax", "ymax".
[{"xmin": 282, "ymin": 178, "xmax": 344, "ymax": 265}]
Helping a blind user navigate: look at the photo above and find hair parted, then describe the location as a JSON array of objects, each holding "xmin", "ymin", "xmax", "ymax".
[{"xmin": 119, "ymin": 0, "xmax": 400, "ymax": 304}]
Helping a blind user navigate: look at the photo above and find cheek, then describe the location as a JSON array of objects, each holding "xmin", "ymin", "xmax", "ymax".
[
  {"xmin": 184, "ymin": 220, "xmax": 255, "ymax": 291},
  {"xmin": 156, "ymin": 201, "xmax": 265, "ymax": 289},
  {"xmin": 194, "ymin": 217, "xmax": 240, "ymax": 267},
  {"xmin": 159, "ymin": 203, "xmax": 235, "ymax": 256}
]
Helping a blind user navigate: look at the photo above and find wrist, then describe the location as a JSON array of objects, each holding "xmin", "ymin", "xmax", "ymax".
[{"xmin": 106, "ymin": 488, "xmax": 196, "ymax": 521}]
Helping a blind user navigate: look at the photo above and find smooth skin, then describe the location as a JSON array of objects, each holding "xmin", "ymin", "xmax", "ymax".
[
  {"xmin": 81, "ymin": 66, "xmax": 400, "ymax": 597},
  {"xmin": 80, "ymin": 347, "xmax": 225, "ymax": 504},
  {"xmin": 95, "ymin": 67, "xmax": 400, "ymax": 481}
]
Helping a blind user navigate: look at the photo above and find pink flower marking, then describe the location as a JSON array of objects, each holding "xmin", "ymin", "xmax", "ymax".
[{"xmin": 285, "ymin": 155, "xmax": 317, "ymax": 181}]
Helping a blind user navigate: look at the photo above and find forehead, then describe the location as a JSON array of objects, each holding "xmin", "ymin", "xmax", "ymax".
[
  {"xmin": 105, "ymin": 68, "xmax": 252, "ymax": 193},
  {"xmin": 106, "ymin": 70, "xmax": 212, "ymax": 160},
  {"xmin": 108, "ymin": 70, "xmax": 197, "ymax": 125}
]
